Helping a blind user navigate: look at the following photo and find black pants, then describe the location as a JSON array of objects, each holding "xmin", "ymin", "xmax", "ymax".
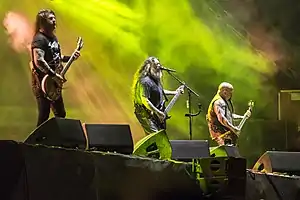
[
  {"xmin": 32, "ymin": 72, "xmax": 66, "ymax": 127},
  {"xmin": 35, "ymin": 95, "xmax": 66, "ymax": 127}
]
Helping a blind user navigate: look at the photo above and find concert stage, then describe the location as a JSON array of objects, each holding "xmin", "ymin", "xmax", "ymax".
[
  {"xmin": 0, "ymin": 140, "xmax": 203, "ymax": 200},
  {"xmin": 1, "ymin": 117, "xmax": 300, "ymax": 200},
  {"xmin": 1, "ymin": 140, "xmax": 300, "ymax": 200}
]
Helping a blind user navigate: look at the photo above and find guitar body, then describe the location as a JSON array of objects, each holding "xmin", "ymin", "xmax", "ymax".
[
  {"xmin": 220, "ymin": 130, "xmax": 238, "ymax": 145},
  {"xmin": 41, "ymin": 75, "xmax": 62, "ymax": 101}
]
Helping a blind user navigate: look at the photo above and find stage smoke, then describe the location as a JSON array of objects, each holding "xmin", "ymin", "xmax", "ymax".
[{"xmin": 3, "ymin": 11, "xmax": 34, "ymax": 53}]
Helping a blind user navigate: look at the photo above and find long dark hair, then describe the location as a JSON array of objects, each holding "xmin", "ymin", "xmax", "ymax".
[
  {"xmin": 132, "ymin": 57, "xmax": 162, "ymax": 103},
  {"xmin": 132, "ymin": 58, "xmax": 151, "ymax": 99},
  {"xmin": 34, "ymin": 9, "xmax": 55, "ymax": 35}
]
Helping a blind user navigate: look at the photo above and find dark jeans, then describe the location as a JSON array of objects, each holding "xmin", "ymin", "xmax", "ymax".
[
  {"xmin": 32, "ymin": 72, "xmax": 66, "ymax": 127},
  {"xmin": 35, "ymin": 95, "xmax": 66, "ymax": 127}
]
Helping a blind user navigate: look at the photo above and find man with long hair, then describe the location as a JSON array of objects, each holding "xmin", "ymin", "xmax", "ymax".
[
  {"xmin": 30, "ymin": 9, "xmax": 80, "ymax": 127},
  {"xmin": 132, "ymin": 56, "xmax": 184, "ymax": 135},
  {"xmin": 206, "ymin": 82, "xmax": 251, "ymax": 146}
]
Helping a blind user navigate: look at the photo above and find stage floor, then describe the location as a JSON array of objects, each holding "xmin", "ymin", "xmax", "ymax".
[{"xmin": 0, "ymin": 140, "xmax": 299, "ymax": 200}]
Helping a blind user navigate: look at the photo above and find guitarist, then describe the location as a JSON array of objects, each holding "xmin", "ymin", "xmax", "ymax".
[
  {"xmin": 30, "ymin": 9, "xmax": 80, "ymax": 127},
  {"xmin": 206, "ymin": 82, "xmax": 251, "ymax": 146},
  {"xmin": 132, "ymin": 56, "xmax": 184, "ymax": 135}
]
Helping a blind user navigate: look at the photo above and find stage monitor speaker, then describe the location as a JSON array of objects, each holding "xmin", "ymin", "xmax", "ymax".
[
  {"xmin": 25, "ymin": 117, "xmax": 87, "ymax": 150},
  {"xmin": 210, "ymin": 145, "xmax": 242, "ymax": 158},
  {"xmin": 133, "ymin": 130, "xmax": 172, "ymax": 160},
  {"xmin": 252, "ymin": 151, "xmax": 300, "ymax": 175},
  {"xmin": 83, "ymin": 123, "xmax": 134, "ymax": 155},
  {"xmin": 170, "ymin": 140, "xmax": 210, "ymax": 161}
]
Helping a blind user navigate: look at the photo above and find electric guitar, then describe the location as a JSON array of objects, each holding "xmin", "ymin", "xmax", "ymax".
[
  {"xmin": 41, "ymin": 37, "xmax": 84, "ymax": 101},
  {"xmin": 219, "ymin": 100, "xmax": 254, "ymax": 141},
  {"xmin": 153, "ymin": 85, "xmax": 185, "ymax": 129}
]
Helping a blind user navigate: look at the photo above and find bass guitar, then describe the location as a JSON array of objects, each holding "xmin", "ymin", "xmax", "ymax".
[
  {"xmin": 219, "ymin": 100, "xmax": 254, "ymax": 142},
  {"xmin": 41, "ymin": 37, "xmax": 84, "ymax": 101}
]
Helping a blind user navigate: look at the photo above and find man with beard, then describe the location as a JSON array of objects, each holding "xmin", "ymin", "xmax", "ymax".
[
  {"xmin": 30, "ymin": 9, "xmax": 80, "ymax": 127},
  {"xmin": 206, "ymin": 82, "xmax": 251, "ymax": 146},
  {"xmin": 132, "ymin": 56, "xmax": 184, "ymax": 135}
]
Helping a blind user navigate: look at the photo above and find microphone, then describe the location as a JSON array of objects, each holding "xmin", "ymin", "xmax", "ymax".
[{"xmin": 160, "ymin": 66, "xmax": 176, "ymax": 72}]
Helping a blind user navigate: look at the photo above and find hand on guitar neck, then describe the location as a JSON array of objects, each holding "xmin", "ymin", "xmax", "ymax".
[
  {"xmin": 176, "ymin": 85, "xmax": 185, "ymax": 94},
  {"xmin": 244, "ymin": 109, "xmax": 252, "ymax": 118},
  {"xmin": 232, "ymin": 108, "xmax": 252, "ymax": 135}
]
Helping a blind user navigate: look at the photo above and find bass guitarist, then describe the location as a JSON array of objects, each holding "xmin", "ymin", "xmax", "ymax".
[
  {"xmin": 206, "ymin": 82, "xmax": 251, "ymax": 146},
  {"xmin": 132, "ymin": 56, "xmax": 184, "ymax": 135},
  {"xmin": 30, "ymin": 9, "xmax": 80, "ymax": 127}
]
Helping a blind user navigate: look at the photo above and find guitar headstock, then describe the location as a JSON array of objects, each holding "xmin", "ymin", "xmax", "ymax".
[
  {"xmin": 248, "ymin": 100, "xmax": 254, "ymax": 111},
  {"xmin": 76, "ymin": 37, "xmax": 84, "ymax": 51}
]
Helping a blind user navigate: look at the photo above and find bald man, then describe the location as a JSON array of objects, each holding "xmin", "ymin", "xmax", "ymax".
[{"xmin": 206, "ymin": 82, "xmax": 251, "ymax": 146}]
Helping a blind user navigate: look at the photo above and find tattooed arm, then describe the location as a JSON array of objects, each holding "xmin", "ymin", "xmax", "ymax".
[
  {"xmin": 164, "ymin": 90, "xmax": 177, "ymax": 95},
  {"xmin": 32, "ymin": 48, "xmax": 55, "ymax": 75},
  {"xmin": 214, "ymin": 99, "xmax": 239, "ymax": 133}
]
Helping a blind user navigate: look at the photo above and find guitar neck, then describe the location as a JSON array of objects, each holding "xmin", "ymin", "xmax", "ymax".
[
  {"xmin": 237, "ymin": 116, "xmax": 248, "ymax": 130},
  {"xmin": 164, "ymin": 92, "xmax": 181, "ymax": 114},
  {"xmin": 60, "ymin": 50, "xmax": 77, "ymax": 76},
  {"xmin": 237, "ymin": 110, "xmax": 251, "ymax": 130}
]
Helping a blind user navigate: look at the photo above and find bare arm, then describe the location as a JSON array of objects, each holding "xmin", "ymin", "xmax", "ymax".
[
  {"xmin": 61, "ymin": 55, "xmax": 71, "ymax": 63},
  {"xmin": 232, "ymin": 113, "xmax": 244, "ymax": 119},
  {"xmin": 33, "ymin": 48, "xmax": 55, "ymax": 75},
  {"xmin": 164, "ymin": 89, "xmax": 177, "ymax": 95},
  {"xmin": 214, "ymin": 99, "xmax": 238, "ymax": 132},
  {"xmin": 164, "ymin": 85, "xmax": 184, "ymax": 95},
  {"xmin": 61, "ymin": 50, "xmax": 80, "ymax": 63}
]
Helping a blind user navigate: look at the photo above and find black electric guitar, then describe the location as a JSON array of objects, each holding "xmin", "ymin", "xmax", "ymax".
[
  {"xmin": 41, "ymin": 37, "xmax": 84, "ymax": 101},
  {"xmin": 219, "ymin": 100, "xmax": 254, "ymax": 142},
  {"xmin": 152, "ymin": 85, "xmax": 185, "ymax": 129}
]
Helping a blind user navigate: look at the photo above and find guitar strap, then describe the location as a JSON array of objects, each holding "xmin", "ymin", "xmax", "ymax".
[
  {"xmin": 162, "ymin": 89, "xmax": 168, "ymax": 102},
  {"xmin": 158, "ymin": 81, "xmax": 168, "ymax": 102},
  {"xmin": 224, "ymin": 98, "xmax": 234, "ymax": 118}
]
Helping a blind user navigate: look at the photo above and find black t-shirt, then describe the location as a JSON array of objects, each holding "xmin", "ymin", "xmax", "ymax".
[
  {"xmin": 31, "ymin": 32, "xmax": 61, "ymax": 74},
  {"xmin": 140, "ymin": 76, "xmax": 164, "ymax": 109}
]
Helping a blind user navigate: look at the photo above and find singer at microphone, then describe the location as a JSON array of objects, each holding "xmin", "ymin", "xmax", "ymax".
[
  {"xmin": 132, "ymin": 56, "xmax": 184, "ymax": 136},
  {"xmin": 159, "ymin": 66, "xmax": 176, "ymax": 72}
]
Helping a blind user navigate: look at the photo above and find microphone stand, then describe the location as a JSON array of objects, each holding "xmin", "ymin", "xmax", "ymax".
[{"xmin": 166, "ymin": 70, "xmax": 202, "ymax": 140}]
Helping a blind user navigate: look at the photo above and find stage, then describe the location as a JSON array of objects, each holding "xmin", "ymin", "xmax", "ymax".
[
  {"xmin": 1, "ymin": 140, "xmax": 300, "ymax": 200},
  {"xmin": 246, "ymin": 170, "xmax": 300, "ymax": 200}
]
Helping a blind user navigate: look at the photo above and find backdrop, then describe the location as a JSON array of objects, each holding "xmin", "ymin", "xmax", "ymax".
[{"xmin": 0, "ymin": 0, "xmax": 276, "ymax": 144}]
